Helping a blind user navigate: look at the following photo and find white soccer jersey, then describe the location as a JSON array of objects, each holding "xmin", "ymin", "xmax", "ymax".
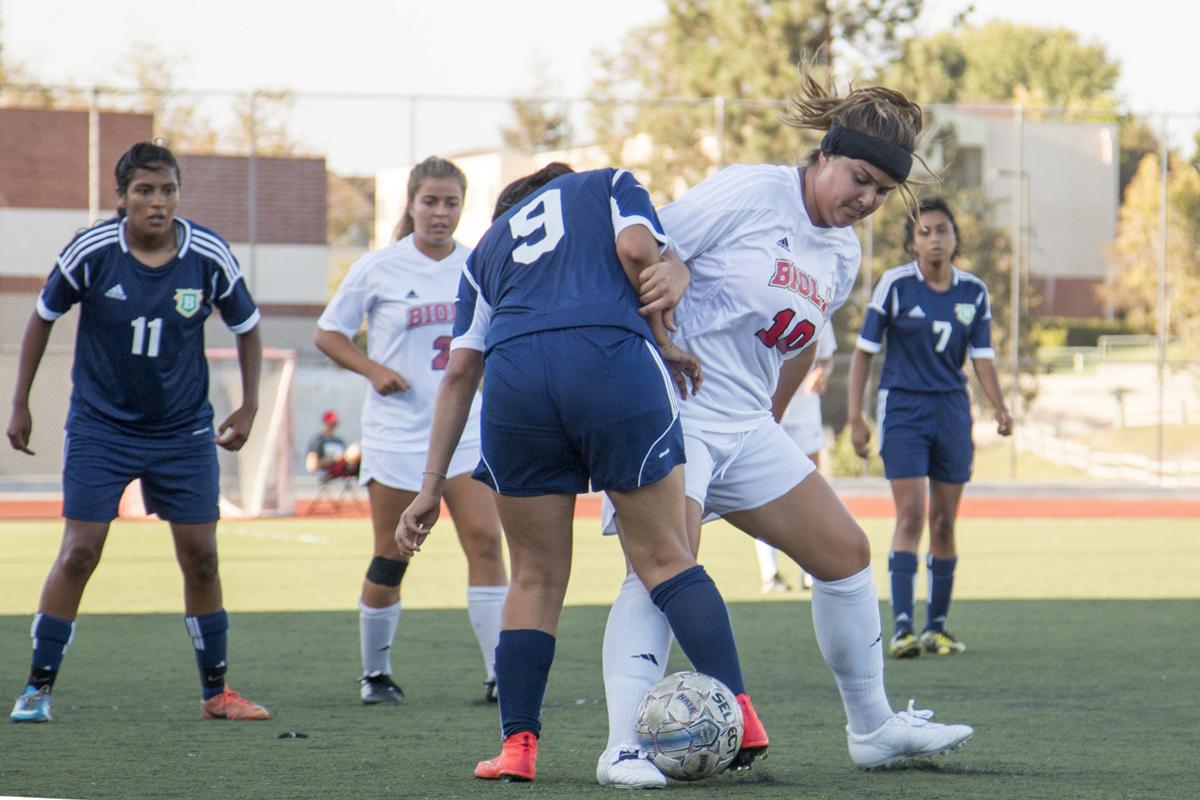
[
  {"xmin": 318, "ymin": 236, "xmax": 482, "ymax": 452},
  {"xmin": 661, "ymin": 164, "xmax": 860, "ymax": 433}
]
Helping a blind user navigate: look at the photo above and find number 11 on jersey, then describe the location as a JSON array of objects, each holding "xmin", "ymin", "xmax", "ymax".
[{"xmin": 131, "ymin": 316, "xmax": 163, "ymax": 358}]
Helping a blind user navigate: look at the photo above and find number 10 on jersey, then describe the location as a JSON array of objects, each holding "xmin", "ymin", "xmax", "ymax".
[{"xmin": 755, "ymin": 309, "xmax": 815, "ymax": 354}]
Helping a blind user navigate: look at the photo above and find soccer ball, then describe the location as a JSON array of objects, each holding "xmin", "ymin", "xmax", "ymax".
[{"xmin": 634, "ymin": 671, "xmax": 744, "ymax": 781}]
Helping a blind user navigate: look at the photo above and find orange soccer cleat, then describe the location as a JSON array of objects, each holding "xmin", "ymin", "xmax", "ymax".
[
  {"xmin": 474, "ymin": 730, "xmax": 538, "ymax": 782},
  {"xmin": 201, "ymin": 688, "xmax": 271, "ymax": 721},
  {"xmin": 731, "ymin": 693, "xmax": 769, "ymax": 769}
]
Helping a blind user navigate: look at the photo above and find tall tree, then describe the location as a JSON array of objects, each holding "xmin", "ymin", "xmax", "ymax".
[
  {"xmin": 227, "ymin": 90, "xmax": 303, "ymax": 156},
  {"xmin": 502, "ymin": 64, "xmax": 574, "ymax": 154},
  {"xmin": 114, "ymin": 41, "xmax": 219, "ymax": 151},
  {"xmin": 1106, "ymin": 154, "xmax": 1200, "ymax": 343},
  {"xmin": 881, "ymin": 20, "xmax": 1119, "ymax": 109},
  {"xmin": 589, "ymin": 0, "xmax": 921, "ymax": 199}
]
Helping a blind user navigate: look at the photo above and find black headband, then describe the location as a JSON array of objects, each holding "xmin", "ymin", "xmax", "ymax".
[{"xmin": 820, "ymin": 123, "xmax": 913, "ymax": 183}]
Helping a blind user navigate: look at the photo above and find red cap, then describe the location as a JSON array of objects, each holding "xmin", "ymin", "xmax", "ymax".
[{"xmin": 322, "ymin": 410, "xmax": 338, "ymax": 425}]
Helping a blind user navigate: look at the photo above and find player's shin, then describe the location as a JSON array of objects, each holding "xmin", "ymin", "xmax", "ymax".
[
  {"xmin": 648, "ymin": 565, "xmax": 745, "ymax": 696},
  {"xmin": 811, "ymin": 567, "xmax": 894, "ymax": 734},
  {"xmin": 496, "ymin": 629, "xmax": 555, "ymax": 738},
  {"xmin": 603, "ymin": 572, "xmax": 671, "ymax": 750},
  {"xmin": 185, "ymin": 609, "xmax": 229, "ymax": 700}
]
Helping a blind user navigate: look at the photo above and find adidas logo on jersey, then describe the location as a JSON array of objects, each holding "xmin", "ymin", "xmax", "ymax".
[
  {"xmin": 406, "ymin": 290, "xmax": 420, "ymax": 299},
  {"xmin": 775, "ymin": 237, "xmax": 790, "ymax": 251},
  {"xmin": 907, "ymin": 305, "xmax": 926, "ymax": 319},
  {"xmin": 104, "ymin": 284, "xmax": 128, "ymax": 301}
]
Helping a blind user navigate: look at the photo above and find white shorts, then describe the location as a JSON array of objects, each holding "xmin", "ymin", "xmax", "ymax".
[
  {"xmin": 781, "ymin": 421, "xmax": 823, "ymax": 457},
  {"xmin": 359, "ymin": 439, "xmax": 482, "ymax": 492},
  {"xmin": 781, "ymin": 391, "xmax": 823, "ymax": 456},
  {"xmin": 601, "ymin": 419, "xmax": 815, "ymax": 533}
]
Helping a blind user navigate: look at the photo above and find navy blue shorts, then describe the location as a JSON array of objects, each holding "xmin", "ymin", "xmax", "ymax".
[
  {"xmin": 475, "ymin": 327, "xmax": 685, "ymax": 496},
  {"xmin": 877, "ymin": 388, "xmax": 973, "ymax": 484},
  {"xmin": 62, "ymin": 426, "xmax": 220, "ymax": 524}
]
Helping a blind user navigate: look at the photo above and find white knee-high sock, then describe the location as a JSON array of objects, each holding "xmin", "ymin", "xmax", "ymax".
[
  {"xmin": 466, "ymin": 584, "xmax": 508, "ymax": 681},
  {"xmin": 602, "ymin": 572, "xmax": 672, "ymax": 750},
  {"xmin": 811, "ymin": 566, "xmax": 894, "ymax": 734},
  {"xmin": 754, "ymin": 539, "xmax": 780, "ymax": 583},
  {"xmin": 359, "ymin": 599, "xmax": 401, "ymax": 677}
]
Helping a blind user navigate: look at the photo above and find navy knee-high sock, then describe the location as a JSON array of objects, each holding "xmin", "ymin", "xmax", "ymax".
[
  {"xmin": 925, "ymin": 554, "xmax": 958, "ymax": 633},
  {"xmin": 888, "ymin": 551, "xmax": 918, "ymax": 635},
  {"xmin": 28, "ymin": 613, "xmax": 75, "ymax": 691},
  {"xmin": 495, "ymin": 629, "xmax": 555, "ymax": 739},
  {"xmin": 649, "ymin": 565, "xmax": 745, "ymax": 695},
  {"xmin": 185, "ymin": 609, "xmax": 229, "ymax": 700}
]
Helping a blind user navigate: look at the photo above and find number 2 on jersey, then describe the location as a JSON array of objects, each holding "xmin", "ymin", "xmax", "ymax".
[
  {"xmin": 431, "ymin": 335, "xmax": 452, "ymax": 370},
  {"xmin": 755, "ymin": 309, "xmax": 815, "ymax": 354},
  {"xmin": 130, "ymin": 316, "xmax": 163, "ymax": 358},
  {"xmin": 509, "ymin": 189, "xmax": 564, "ymax": 264}
]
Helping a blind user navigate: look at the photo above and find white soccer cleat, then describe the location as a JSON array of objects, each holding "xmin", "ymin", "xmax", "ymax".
[
  {"xmin": 847, "ymin": 699, "xmax": 973, "ymax": 769},
  {"xmin": 596, "ymin": 745, "xmax": 668, "ymax": 789}
]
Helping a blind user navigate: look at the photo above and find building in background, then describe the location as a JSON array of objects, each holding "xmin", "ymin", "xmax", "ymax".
[
  {"xmin": 933, "ymin": 106, "xmax": 1119, "ymax": 317},
  {"xmin": 377, "ymin": 111, "xmax": 1119, "ymax": 319},
  {"xmin": 0, "ymin": 106, "xmax": 330, "ymax": 352}
]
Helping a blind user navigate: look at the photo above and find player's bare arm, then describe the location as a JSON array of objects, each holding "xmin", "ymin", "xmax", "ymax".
[
  {"xmin": 216, "ymin": 325, "xmax": 262, "ymax": 451},
  {"xmin": 396, "ymin": 347, "xmax": 484, "ymax": 558},
  {"xmin": 6, "ymin": 312, "xmax": 55, "ymax": 456},
  {"xmin": 846, "ymin": 348, "xmax": 874, "ymax": 458},
  {"xmin": 314, "ymin": 328, "xmax": 410, "ymax": 395},
  {"xmin": 616, "ymin": 225, "xmax": 690, "ymax": 331},
  {"xmin": 972, "ymin": 357, "xmax": 1013, "ymax": 436},
  {"xmin": 636, "ymin": 250, "xmax": 691, "ymax": 330},
  {"xmin": 770, "ymin": 346, "xmax": 818, "ymax": 422}
]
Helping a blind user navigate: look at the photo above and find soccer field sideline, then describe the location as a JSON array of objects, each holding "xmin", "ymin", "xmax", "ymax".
[{"xmin": 1, "ymin": 516, "xmax": 1197, "ymax": 617}]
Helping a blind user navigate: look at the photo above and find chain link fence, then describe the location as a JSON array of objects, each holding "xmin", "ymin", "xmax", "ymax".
[{"xmin": 2, "ymin": 86, "xmax": 1197, "ymax": 487}]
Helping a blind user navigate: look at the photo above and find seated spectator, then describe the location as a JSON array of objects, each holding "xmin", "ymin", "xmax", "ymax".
[{"xmin": 306, "ymin": 410, "xmax": 361, "ymax": 478}]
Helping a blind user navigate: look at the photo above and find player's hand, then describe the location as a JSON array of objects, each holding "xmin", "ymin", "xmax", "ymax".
[
  {"xmin": 802, "ymin": 365, "xmax": 828, "ymax": 395},
  {"xmin": 638, "ymin": 258, "xmax": 690, "ymax": 331},
  {"xmin": 849, "ymin": 415, "xmax": 871, "ymax": 459},
  {"xmin": 659, "ymin": 342, "xmax": 703, "ymax": 399},
  {"xmin": 6, "ymin": 405, "xmax": 35, "ymax": 455},
  {"xmin": 396, "ymin": 491, "xmax": 442, "ymax": 558},
  {"xmin": 995, "ymin": 408, "xmax": 1014, "ymax": 437},
  {"xmin": 216, "ymin": 405, "xmax": 257, "ymax": 451},
  {"xmin": 368, "ymin": 364, "xmax": 409, "ymax": 396}
]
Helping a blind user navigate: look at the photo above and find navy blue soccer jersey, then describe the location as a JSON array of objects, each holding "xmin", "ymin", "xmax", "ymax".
[
  {"xmin": 451, "ymin": 168, "xmax": 667, "ymax": 353},
  {"xmin": 856, "ymin": 262, "xmax": 994, "ymax": 392},
  {"xmin": 37, "ymin": 216, "xmax": 260, "ymax": 437}
]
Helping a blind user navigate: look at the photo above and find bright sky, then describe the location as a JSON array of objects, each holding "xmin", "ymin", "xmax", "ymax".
[{"xmin": 3, "ymin": 0, "xmax": 1196, "ymax": 170}]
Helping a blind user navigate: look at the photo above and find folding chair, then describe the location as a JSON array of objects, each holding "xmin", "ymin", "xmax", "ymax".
[{"xmin": 309, "ymin": 469, "xmax": 360, "ymax": 514}]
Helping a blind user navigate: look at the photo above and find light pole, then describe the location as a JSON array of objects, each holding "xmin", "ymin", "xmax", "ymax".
[{"xmin": 990, "ymin": 161, "xmax": 1030, "ymax": 481}]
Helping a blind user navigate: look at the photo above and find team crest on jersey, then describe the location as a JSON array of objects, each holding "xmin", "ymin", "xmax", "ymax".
[
  {"xmin": 174, "ymin": 288, "xmax": 203, "ymax": 318},
  {"xmin": 954, "ymin": 303, "xmax": 976, "ymax": 326}
]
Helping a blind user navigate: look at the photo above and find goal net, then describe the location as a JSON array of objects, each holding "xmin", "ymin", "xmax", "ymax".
[{"xmin": 207, "ymin": 347, "xmax": 296, "ymax": 517}]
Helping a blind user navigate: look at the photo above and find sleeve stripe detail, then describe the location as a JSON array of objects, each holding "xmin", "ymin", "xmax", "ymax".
[
  {"xmin": 190, "ymin": 237, "xmax": 241, "ymax": 291},
  {"xmin": 36, "ymin": 295, "xmax": 64, "ymax": 321},
  {"xmin": 969, "ymin": 347, "xmax": 995, "ymax": 359},
  {"xmin": 855, "ymin": 335, "xmax": 883, "ymax": 354},
  {"xmin": 56, "ymin": 260, "xmax": 80, "ymax": 292},
  {"xmin": 58, "ymin": 222, "xmax": 120, "ymax": 268},
  {"xmin": 867, "ymin": 263, "xmax": 917, "ymax": 309},
  {"xmin": 227, "ymin": 309, "xmax": 261, "ymax": 335},
  {"xmin": 56, "ymin": 232, "xmax": 120, "ymax": 287},
  {"xmin": 461, "ymin": 263, "xmax": 481, "ymax": 294},
  {"xmin": 611, "ymin": 202, "xmax": 669, "ymax": 248},
  {"xmin": 191, "ymin": 229, "xmax": 241, "ymax": 275}
]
